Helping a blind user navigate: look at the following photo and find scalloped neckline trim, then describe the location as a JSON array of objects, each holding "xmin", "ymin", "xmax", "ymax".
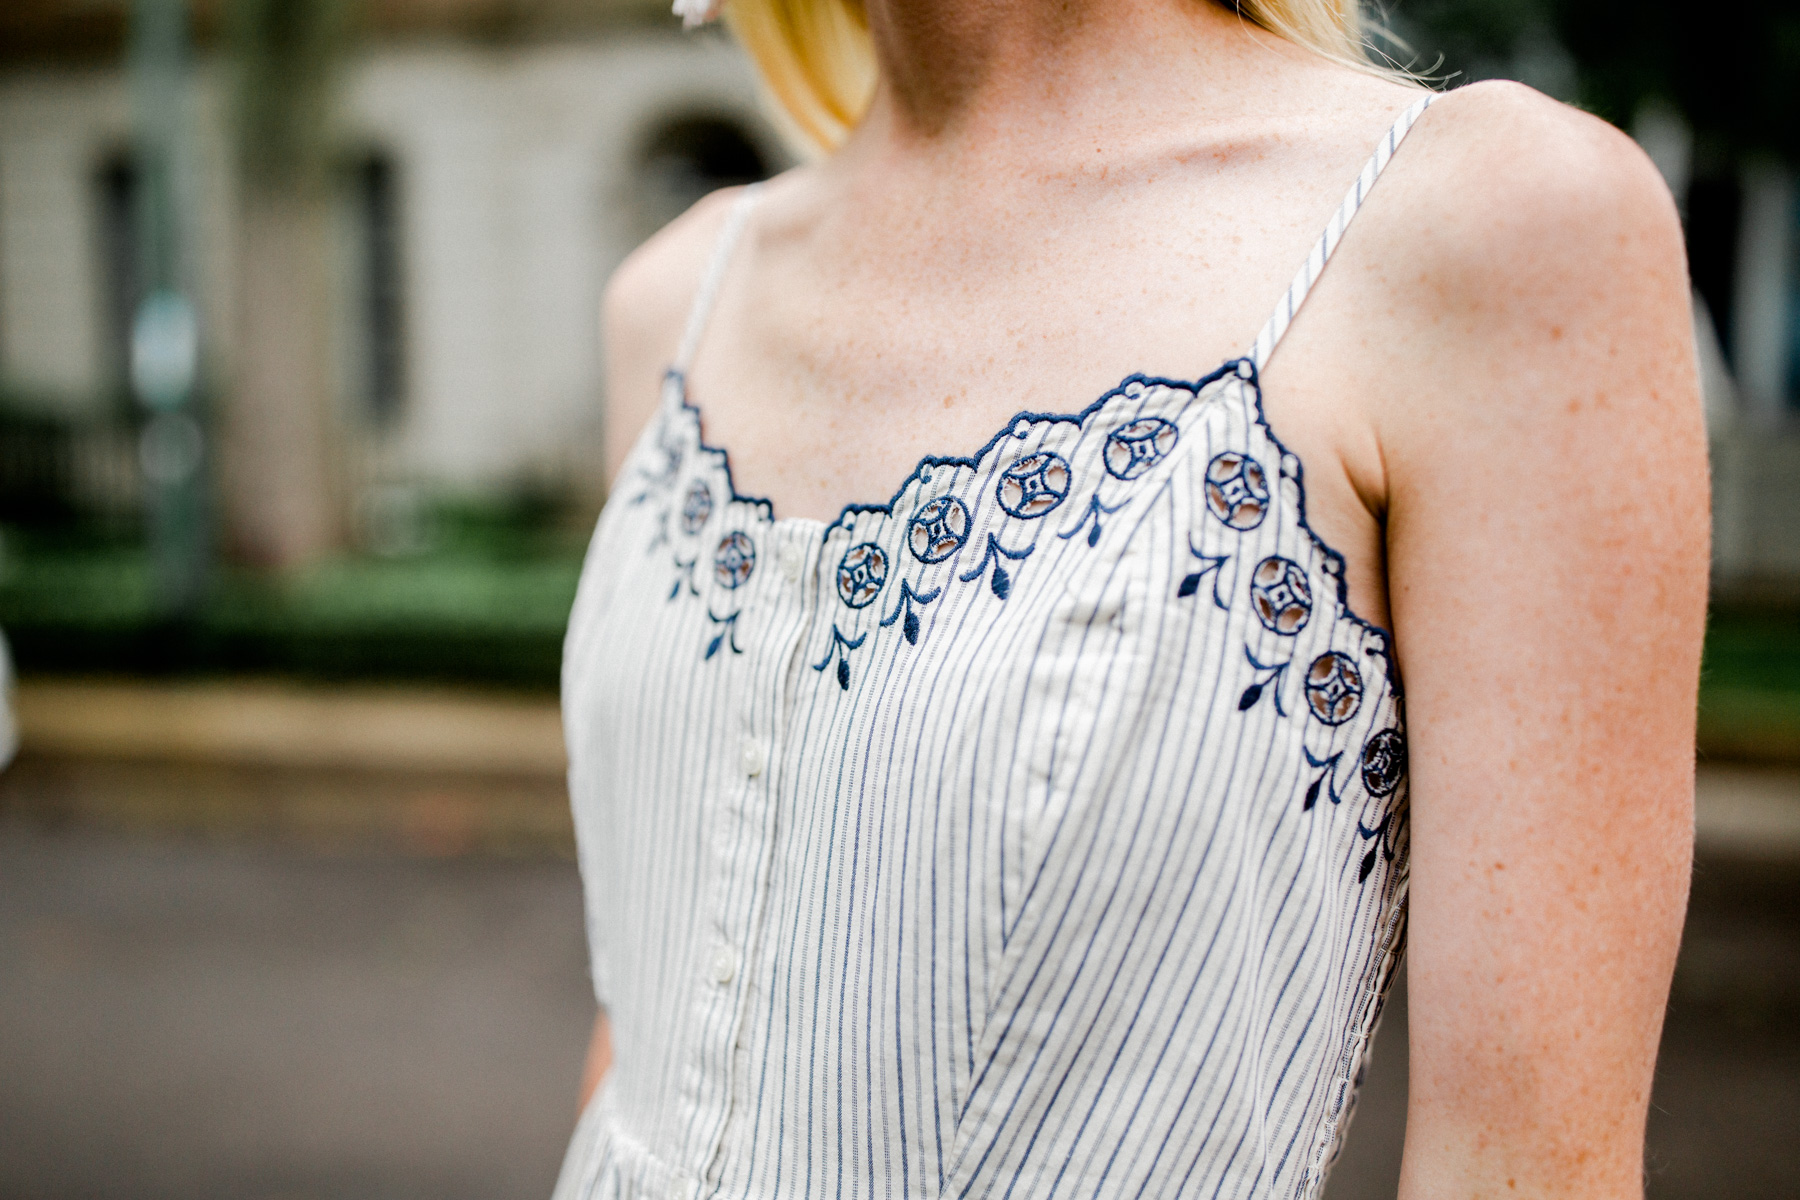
[
  {"xmin": 661, "ymin": 352, "xmax": 1399, "ymax": 661},
  {"xmin": 669, "ymin": 355, "xmax": 1250, "ymax": 539}
]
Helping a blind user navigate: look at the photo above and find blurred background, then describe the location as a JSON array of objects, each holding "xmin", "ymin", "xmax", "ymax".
[{"xmin": 0, "ymin": 0, "xmax": 1796, "ymax": 1197}]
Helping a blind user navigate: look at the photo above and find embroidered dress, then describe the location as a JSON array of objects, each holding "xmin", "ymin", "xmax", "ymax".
[{"xmin": 557, "ymin": 95, "xmax": 1430, "ymax": 1200}]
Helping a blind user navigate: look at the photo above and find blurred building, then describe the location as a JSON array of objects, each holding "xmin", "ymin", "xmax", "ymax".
[
  {"xmin": 1628, "ymin": 105, "xmax": 1800, "ymax": 596},
  {"xmin": 0, "ymin": 0, "xmax": 790, "ymax": 531},
  {"xmin": 0, "ymin": 2, "xmax": 1796, "ymax": 591}
]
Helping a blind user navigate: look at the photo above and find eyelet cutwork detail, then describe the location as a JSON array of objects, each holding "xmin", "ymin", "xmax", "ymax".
[
  {"xmin": 1250, "ymin": 556, "xmax": 1312, "ymax": 635},
  {"xmin": 836, "ymin": 543, "xmax": 889, "ymax": 609},
  {"xmin": 1103, "ymin": 416, "xmax": 1179, "ymax": 480},
  {"xmin": 996, "ymin": 452, "xmax": 1071, "ymax": 519},
  {"xmin": 1305, "ymin": 651, "xmax": 1364, "ymax": 726},
  {"xmin": 908, "ymin": 497, "xmax": 970, "ymax": 564},
  {"xmin": 1204, "ymin": 450, "xmax": 1270, "ymax": 530},
  {"xmin": 1360, "ymin": 729, "xmax": 1406, "ymax": 797},
  {"xmin": 681, "ymin": 480, "xmax": 714, "ymax": 535},
  {"xmin": 714, "ymin": 532, "xmax": 756, "ymax": 590},
  {"xmin": 567, "ymin": 102, "xmax": 1443, "ymax": 1200}
]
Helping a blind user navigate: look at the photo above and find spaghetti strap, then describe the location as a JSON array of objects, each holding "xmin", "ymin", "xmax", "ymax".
[
  {"xmin": 672, "ymin": 183, "xmax": 765, "ymax": 375},
  {"xmin": 1246, "ymin": 93, "xmax": 1435, "ymax": 373}
]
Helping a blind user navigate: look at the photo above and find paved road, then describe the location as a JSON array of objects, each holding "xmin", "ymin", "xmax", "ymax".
[
  {"xmin": 0, "ymin": 828, "xmax": 592, "ymax": 1200},
  {"xmin": 2, "ymin": 819, "xmax": 1796, "ymax": 1200}
]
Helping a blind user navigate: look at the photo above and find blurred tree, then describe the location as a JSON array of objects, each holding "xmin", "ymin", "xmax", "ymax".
[
  {"xmin": 222, "ymin": 0, "xmax": 351, "ymax": 568},
  {"xmin": 1390, "ymin": 0, "xmax": 1800, "ymax": 164},
  {"xmin": 130, "ymin": 0, "xmax": 212, "ymax": 614},
  {"xmin": 1557, "ymin": 0, "xmax": 1800, "ymax": 164}
]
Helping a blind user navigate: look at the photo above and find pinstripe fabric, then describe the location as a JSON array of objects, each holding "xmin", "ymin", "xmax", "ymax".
[{"xmin": 556, "ymin": 96, "xmax": 1430, "ymax": 1200}]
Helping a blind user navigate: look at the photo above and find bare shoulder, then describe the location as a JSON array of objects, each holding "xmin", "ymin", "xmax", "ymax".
[
  {"xmin": 599, "ymin": 185, "xmax": 747, "ymax": 486},
  {"xmin": 1353, "ymin": 80, "xmax": 1695, "ymax": 444},
  {"xmin": 1370, "ymin": 88, "xmax": 1707, "ymax": 1200},
  {"xmin": 1383, "ymin": 79, "xmax": 1685, "ymax": 308}
]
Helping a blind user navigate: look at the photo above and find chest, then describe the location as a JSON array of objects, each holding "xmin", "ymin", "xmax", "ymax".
[
  {"xmin": 568, "ymin": 364, "xmax": 1399, "ymax": 813},
  {"xmin": 676, "ymin": 186, "xmax": 1397, "ymax": 626}
]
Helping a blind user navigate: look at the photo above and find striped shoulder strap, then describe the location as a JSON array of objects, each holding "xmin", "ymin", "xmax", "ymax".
[
  {"xmin": 672, "ymin": 182, "xmax": 766, "ymax": 375},
  {"xmin": 1246, "ymin": 93, "xmax": 1435, "ymax": 373}
]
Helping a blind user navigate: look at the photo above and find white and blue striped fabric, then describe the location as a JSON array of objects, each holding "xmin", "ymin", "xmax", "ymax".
[{"xmin": 557, "ymin": 94, "xmax": 1430, "ymax": 1200}]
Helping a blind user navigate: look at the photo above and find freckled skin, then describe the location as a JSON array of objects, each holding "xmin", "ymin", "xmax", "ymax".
[{"xmin": 584, "ymin": 0, "xmax": 1708, "ymax": 1195}]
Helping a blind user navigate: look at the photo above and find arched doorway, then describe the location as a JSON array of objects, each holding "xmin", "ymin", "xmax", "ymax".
[{"xmin": 634, "ymin": 114, "xmax": 774, "ymax": 237}]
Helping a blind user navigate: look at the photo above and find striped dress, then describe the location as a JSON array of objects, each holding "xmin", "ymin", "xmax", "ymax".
[{"xmin": 556, "ymin": 94, "xmax": 1431, "ymax": 1200}]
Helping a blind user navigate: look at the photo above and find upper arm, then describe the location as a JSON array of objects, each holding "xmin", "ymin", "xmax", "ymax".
[
  {"xmin": 599, "ymin": 188, "xmax": 747, "ymax": 489},
  {"xmin": 1376, "ymin": 83, "xmax": 1708, "ymax": 1196}
]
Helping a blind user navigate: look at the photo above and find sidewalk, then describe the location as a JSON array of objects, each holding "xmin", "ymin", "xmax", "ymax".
[
  {"xmin": 1, "ymin": 679, "xmax": 572, "ymax": 855},
  {"xmin": 5, "ymin": 677, "xmax": 1799, "ymax": 858}
]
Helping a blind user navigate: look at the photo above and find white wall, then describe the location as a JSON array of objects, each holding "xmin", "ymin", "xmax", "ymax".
[
  {"xmin": 336, "ymin": 35, "xmax": 784, "ymax": 488},
  {"xmin": 0, "ymin": 69, "xmax": 128, "ymax": 409},
  {"xmin": 0, "ymin": 33, "xmax": 783, "ymax": 493},
  {"xmin": 0, "ymin": 64, "xmax": 237, "ymax": 417}
]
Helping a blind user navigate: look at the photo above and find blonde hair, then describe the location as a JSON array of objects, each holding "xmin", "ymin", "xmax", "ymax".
[{"xmin": 725, "ymin": 0, "xmax": 1384, "ymax": 152}]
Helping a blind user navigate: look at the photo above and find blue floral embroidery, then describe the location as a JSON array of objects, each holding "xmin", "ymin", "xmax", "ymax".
[
  {"xmin": 1249, "ymin": 556, "xmax": 1312, "ymax": 635},
  {"xmin": 836, "ymin": 543, "xmax": 889, "ymax": 609},
  {"xmin": 1303, "ymin": 730, "xmax": 1404, "ymax": 885},
  {"xmin": 1058, "ymin": 495, "xmax": 1126, "ymax": 547},
  {"xmin": 669, "ymin": 556, "xmax": 698, "ymax": 600},
  {"xmin": 879, "ymin": 581, "xmax": 940, "ymax": 645},
  {"xmin": 1302, "ymin": 747, "xmax": 1344, "ymax": 811},
  {"xmin": 813, "ymin": 625, "xmax": 866, "ymax": 690},
  {"xmin": 1360, "ymin": 729, "xmax": 1406, "ymax": 796},
  {"xmin": 1204, "ymin": 451, "xmax": 1269, "ymax": 530},
  {"xmin": 1304, "ymin": 651, "xmax": 1364, "ymax": 726},
  {"xmin": 909, "ymin": 497, "xmax": 970, "ymax": 563},
  {"xmin": 1177, "ymin": 538, "xmax": 1231, "ymax": 608},
  {"xmin": 714, "ymin": 532, "xmax": 756, "ymax": 590},
  {"xmin": 959, "ymin": 532, "xmax": 1035, "ymax": 599},
  {"xmin": 1357, "ymin": 803, "xmax": 1403, "ymax": 882},
  {"xmin": 631, "ymin": 422, "xmax": 684, "ymax": 502},
  {"xmin": 996, "ymin": 452, "xmax": 1071, "ymax": 519},
  {"xmin": 681, "ymin": 480, "xmax": 713, "ymax": 535},
  {"xmin": 1302, "ymin": 732, "xmax": 1405, "ymax": 885},
  {"xmin": 1104, "ymin": 416, "xmax": 1179, "ymax": 480},
  {"xmin": 706, "ymin": 610, "xmax": 742, "ymax": 659},
  {"xmin": 1238, "ymin": 647, "xmax": 1291, "ymax": 715}
]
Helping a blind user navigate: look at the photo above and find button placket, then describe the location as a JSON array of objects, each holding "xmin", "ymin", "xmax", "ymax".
[
  {"xmin": 710, "ymin": 943, "xmax": 738, "ymax": 986},
  {"xmin": 688, "ymin": 525, "xmax": 819, "ymax": 1191},
  {"xmin": 739, "ymin": 737, "xmax": 766, "ymax": 778}
]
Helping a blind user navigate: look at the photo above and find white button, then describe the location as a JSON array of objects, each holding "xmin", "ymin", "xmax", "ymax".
[
  {"xmin": 781, "ymin": 543, "xmax": 804, "ymax": 582},
  {"xmin": 665, "ymin": 1174, "xmax": 689, "ymax": 1200},
  {"xmin": 711, "ymin": 944, "xmax": 738, "ymax": 985},
  {"xmin": 740, "ymin": 738, "xmax": 766, "ymax": 777}
]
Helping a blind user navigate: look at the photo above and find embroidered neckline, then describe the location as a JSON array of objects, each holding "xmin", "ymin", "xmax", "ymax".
[
  {"xmin": 665, "ymin": 354, "xmax": 1402, "ymax": 665},
  {"xmin": 668, "ymin": 356, "xmax": 1245, "ymax": 537},
  {"xmin": 642, "ymin": 352, "xmax": 1407, "ymax": 884}
]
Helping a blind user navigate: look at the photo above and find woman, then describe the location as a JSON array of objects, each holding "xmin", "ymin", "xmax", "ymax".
[{"xmin": 557, "ymin": 0, "xmax": 1707, "ymax": 1193}]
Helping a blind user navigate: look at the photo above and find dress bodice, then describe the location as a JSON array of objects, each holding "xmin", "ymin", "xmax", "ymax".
[{"xmin": 555, "ymin": 94, "xmax": 1430, "ymax": 1200}]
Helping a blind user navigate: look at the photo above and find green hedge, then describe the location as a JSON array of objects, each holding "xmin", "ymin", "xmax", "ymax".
[
  {"xmin": 0, "ymin": 542, "xmax": 581, "ymax": 691},
  {"xmin": 5, "ymin": 539, "xmax": 1798, "ymax": 759}
]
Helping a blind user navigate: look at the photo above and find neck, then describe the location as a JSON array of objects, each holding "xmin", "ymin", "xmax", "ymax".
[{"xmin": 855, "ymin": 0, "xmax": 1299, "ymax": 152}]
